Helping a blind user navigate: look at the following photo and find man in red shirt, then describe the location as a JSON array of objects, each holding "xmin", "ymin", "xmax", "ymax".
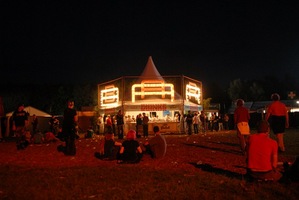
[
  {"xmin": 266, "ymin": 93, "xmax": 289, "ymax": 152},
  {"xmin": 246, "ymin": 120, "xmax": 282, "ymax": 181},
  {"xmin": 234, "ymin": 99, "xmax": 250, "ymax": 154}
]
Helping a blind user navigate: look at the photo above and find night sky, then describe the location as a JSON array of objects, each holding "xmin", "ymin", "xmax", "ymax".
[{"xmin": 2, "ymin": 1, "xmax": 299, "ymax": 88}]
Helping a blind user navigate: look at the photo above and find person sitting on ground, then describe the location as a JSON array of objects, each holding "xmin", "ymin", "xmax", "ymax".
[
  {"xmin": 32, "ymin": 131, "xmax": 44, "ymax": 144},
  {"xmin": 85, "ymin": 126, "xmax": 94, "ymax": 138},
  {"xmin": 56, "ymin": 128, "xmax": 64, "ymax": 141},
  {"xmin": 118, "ymin": 129, "xmax": 143, "ymax": 163},
  {"xmin": 246, "ymin": 120, "xmax": 282, "ymax": 182},
  {"xmin": 44, "ymin": 131, "xmax": 60, "ymax": 143},
  {"xmin": 94, "ymin": 131, "xmax": 121, "ymax": 160},
  {"xmin": 143, "ymin": 126, "xmax": 167, "ymax": 159}
]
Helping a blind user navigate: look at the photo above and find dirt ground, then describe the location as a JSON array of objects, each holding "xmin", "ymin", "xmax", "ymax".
[{"xmin": 0, "ymin": 130, "xmax": 297, "ymax": 175}]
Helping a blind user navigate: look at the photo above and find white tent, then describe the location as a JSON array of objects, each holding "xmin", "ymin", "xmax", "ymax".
[
  {"xmin": 6, "ymin": 106, "xmax": 51, "ymax": 117},
  {"xmin": 4, "ymin": 106, "xmax": 52, "ymax": 137}
]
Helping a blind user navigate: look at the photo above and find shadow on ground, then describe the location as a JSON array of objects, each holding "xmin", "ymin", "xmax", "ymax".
[
  {"xmin": 189, "ymin": 162, "xmax": 245, "ymax": 180},
  {"xmin": 184, "ymin": 142, "xmax": 243, "ymax": 155}
]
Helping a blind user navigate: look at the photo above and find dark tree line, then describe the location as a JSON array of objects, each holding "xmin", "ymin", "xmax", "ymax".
[
  {"xmin": 0, "ymin": 75, "xmax": 298, "ymax": 115},
  {"xmin": 226, "ymin": 75, "xmax": 298, "ymax": 102},
  {"xmin": 205, "ymin": 75, "xmax": 298, "ymax": 113},
  {"xmin": 0, "ymin": 83, "xmax": 98, "ymax": 115}
]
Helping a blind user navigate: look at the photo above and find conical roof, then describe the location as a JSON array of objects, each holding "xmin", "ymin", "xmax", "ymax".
[
  {"xmin": 136, "ymin": 56, "xmax": 182, "ymax": 101},
  {"xmin": 139, "ymin": 56, "xmax": 164, "ymax": 80}
]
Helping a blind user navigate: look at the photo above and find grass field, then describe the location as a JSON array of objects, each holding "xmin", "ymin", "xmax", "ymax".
[{"xmin": 0, "ymin": 129, "xmax": 298, "ymax": 200}]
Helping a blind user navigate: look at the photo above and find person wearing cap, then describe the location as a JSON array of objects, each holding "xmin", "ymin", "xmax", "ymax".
[
  {"xmin": 266, "ymin": 93, "xmax": 289, "ymax": 152},
  {"xmin": 246, "ymin": 120, "xmax": 282, "ymax": 181},
  {"xmin": 12, "ymin": 103, "xmax": 29, "ymax": 150},
  {"xmin": 234, "ymin": 99, "xmax": 250, "ymax": 154},
  {"xmin": 118, "ymin": 129, "xmax": 143, "ymax": 163}
]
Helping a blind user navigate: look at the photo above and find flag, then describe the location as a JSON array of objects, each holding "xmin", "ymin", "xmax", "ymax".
[{"xmin": 287, "ymin": 91, "xmax": 296, "ymax": 99}]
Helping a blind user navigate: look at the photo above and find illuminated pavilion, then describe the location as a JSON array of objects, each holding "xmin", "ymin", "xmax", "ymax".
[{"xmin": 97, "ymin": 56, "xmax": 203, "ymax": 134}]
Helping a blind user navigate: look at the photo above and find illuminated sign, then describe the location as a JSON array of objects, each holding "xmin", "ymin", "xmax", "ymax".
[
  {"xmin": 100, "ymin": 85, "xmax": 119, "ymax": 107},
  {"xmin": 131, "ymin": 80, "xmax": 174, "ymax": 102},
  {"xmin": 186, "ymin": 82, "xmax": 201, "ymax": 104},
  {"xmin": 141, "ymin": 104, "xmax": 167, "ymax": 111}
]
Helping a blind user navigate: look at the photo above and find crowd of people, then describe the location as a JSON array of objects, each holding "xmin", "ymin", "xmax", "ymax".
[
  {"xmin": 96, "ymin": 111, "xmax": 157, "ymax": 138},
  {"xmin": 95, "ymin": 110, "xmax": 231, "ymax": 138},
  {"xmin": 3, "ymin": 92, "xmax": 298, "ymax": 183},
  {"xmin": 182, "ymin": 111, "xmax": 231, "ymax": 135},
  {"xmin": 2, "ymin": 102, "xmax": 72, "ymax": 150},
  {"xmin": 233, "ymin": 93, "xmax": 296, "ymax": 182},
  {"xmin": 94, "ymin": 125, "xmax": 167, "ymax": 163}
]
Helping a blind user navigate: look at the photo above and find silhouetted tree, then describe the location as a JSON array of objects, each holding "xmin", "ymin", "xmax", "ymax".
[
  {"xmin": 227, "ymin": 79, "xmax": 249, "ymax": 101},
  {"xmin": 73, "ymin": 83, "xmax": 97, "ymax": 110},
  {"xmin": 249, "ymin": 81, "xmax": 265, "ymax": 101},
  {"xmin": 203, "ymin": 98, "xmax": 212, "ymax": 111}
]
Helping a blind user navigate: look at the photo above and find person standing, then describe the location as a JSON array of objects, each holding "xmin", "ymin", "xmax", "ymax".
[
  {"xmin": 96, "ymin": 115, "xmax": 103, "ymax": 134},
  {"xmin": 105, "ymin": 115, "xmax": 113, "ymax": 133},
  {"xmin": 186, "ymin": 110, "xmax": 193, "ymax": 135},
  {"xmin": 116, "ymin": 110, "xmax": 124, "ymax": 139},
  {"xmin": 112, "ymin": 115, "xmax": 117, "ymax": 136},
  {"xmin": 142, "ymin": 113, "xmax": 149, "ymax": 138},
  {"xmin": 31, "ymin": 114, "xmax": 38, "ymax": 135},
  {"xmin": 234, "ymin": 99, "xmax": 250, "ymax": 154},
  {"xmin": 266, "ymin": 93, "xmax": 289, "ymax": 152},
  {"xmin": 209, "ymin": 113, "xmax": 215, "ymax": 131},
  {"xmin": 218, "ymin": 115, "xmax": 224, "ymax": 131},
  {"xmin": 193, "ymin": 112, "xmax": 199, "ymax": 134},
  {"xmin": 12, "ymin": 103, "xmax": 28, "ymax": 150},
  {"xmin": 199, "ymin": 111, "xmax": 206, "ymax": 133},
  {"xmin": 136, "ymin": 113, "xmax": 143, "ymax": 138},
  {"xmin": 58, "ymin": 100, "xmax": 78, "ymax": 156},
  {"xmin": 223, "ymin": 114, "xmax": 230, "ymax": 130},
  {"xmin": 210, "ymin": 113, "xmax": 219, "ymax": 132},
  {"xmin": 246, "ymin": 120, "xmax": 282, "ymax": 181}
]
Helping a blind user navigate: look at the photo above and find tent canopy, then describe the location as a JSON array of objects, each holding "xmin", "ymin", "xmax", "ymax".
[
  {"xmin": 6, "ymin": 106, "xmax": 51, "ymax": 117},
  {"xmin": 137, "ymin": 56, "xmax": 182, "ymax": 100},
  {"xmin": 138, "ymin": 56, "xmax": 164, "ymax": 81}
]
